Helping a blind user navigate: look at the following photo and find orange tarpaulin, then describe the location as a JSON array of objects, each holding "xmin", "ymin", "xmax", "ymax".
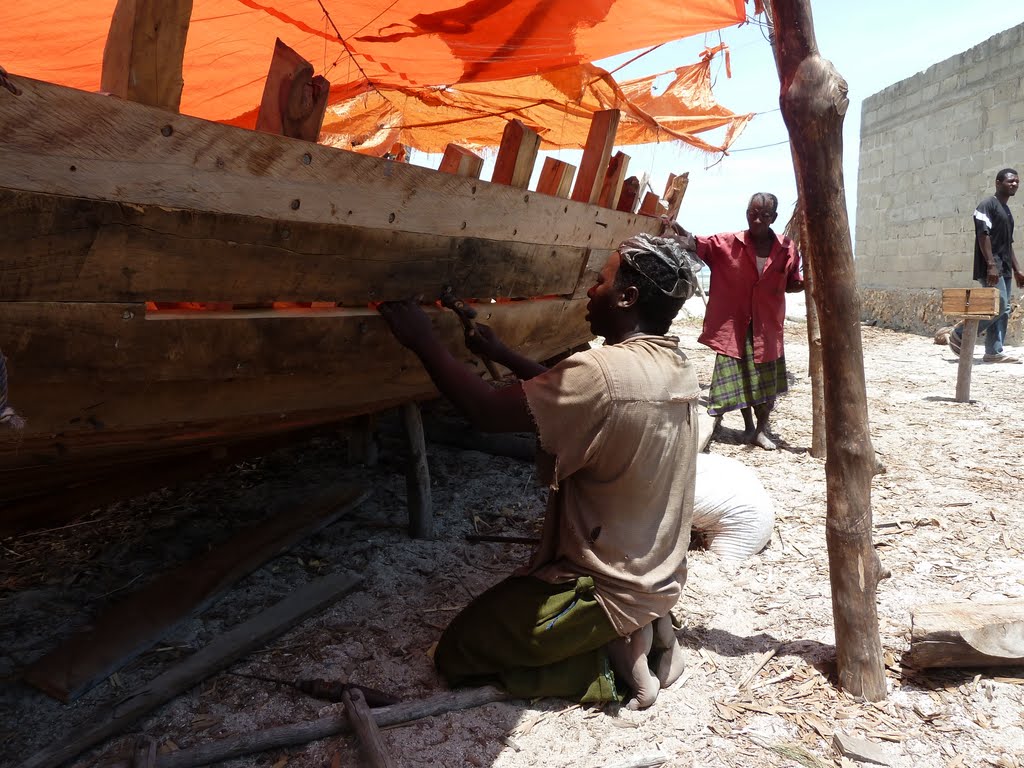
[
  {"xmin": 3, "ymin": 0, "xmax": 750, "ymax": 152},
  {"xmin": 302, "ymin": 55, "xmax": 753, "ymax": 154}
]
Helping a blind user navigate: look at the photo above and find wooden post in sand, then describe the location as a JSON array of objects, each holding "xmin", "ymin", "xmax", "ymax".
[
  {"xmin": 768, "ymin": 0, "xmax": 885, "ymax": 700},
  {"xmin": 941, "ymin": 287, "xmax": 1000, "ymax": 402}
]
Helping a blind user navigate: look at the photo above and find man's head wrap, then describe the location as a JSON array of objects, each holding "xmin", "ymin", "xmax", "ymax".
[{"xmin": 617, "ymin": 233, "xmax": 701, "ymax": 302}]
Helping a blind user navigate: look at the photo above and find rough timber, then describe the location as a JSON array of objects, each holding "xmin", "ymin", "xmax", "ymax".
[{"xmin": 0, "ymin": 73, "xmax": 664, "ymax": 514}]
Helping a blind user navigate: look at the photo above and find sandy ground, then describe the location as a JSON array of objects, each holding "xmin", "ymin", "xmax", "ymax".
[{"xmin": 3, "ymin": 299, "xmax": 1024, "ymax": 768}]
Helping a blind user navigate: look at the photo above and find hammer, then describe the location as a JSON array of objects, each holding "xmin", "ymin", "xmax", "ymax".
[{"xmin": 439, "ymin": 286, "xmax": 502, "ymax": 380}]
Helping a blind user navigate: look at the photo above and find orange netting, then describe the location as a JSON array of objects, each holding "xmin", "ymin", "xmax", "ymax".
[{"xmin": 3, "ymin": 0, "xmax": 751, "ymax": 153}]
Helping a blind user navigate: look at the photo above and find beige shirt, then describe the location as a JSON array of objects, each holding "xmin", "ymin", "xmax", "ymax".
[{"xmin": 521, "ymin": 335, "xmax": 700, "ymax": 636}]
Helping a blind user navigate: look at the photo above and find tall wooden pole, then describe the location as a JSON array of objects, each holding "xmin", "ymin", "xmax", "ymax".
[{"xmin": 766, "ymin": 0, "xmax": 886, "ymax": 700}]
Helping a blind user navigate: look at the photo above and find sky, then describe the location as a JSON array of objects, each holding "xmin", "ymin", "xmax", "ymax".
[{"xmin": 414, "ymin": 2, "xmax": 1024, "ymax": 241}]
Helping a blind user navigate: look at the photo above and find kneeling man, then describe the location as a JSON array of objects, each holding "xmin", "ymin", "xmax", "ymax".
[{"xmin": 378, "ymin": 234, "xmax": 701, "ymax": 708}]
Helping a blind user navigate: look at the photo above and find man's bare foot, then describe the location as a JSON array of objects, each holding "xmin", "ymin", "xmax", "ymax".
[
  {"xmin": 650, "ymin": 615, "xmax": 685, "ymax": 688},
  {"xmin": 608, "ymin": 624, "xmax": 659, "ymax": 710},
  {"xmin": 752, "ymin": 429, "xmax": 777, "ymax": 451}
]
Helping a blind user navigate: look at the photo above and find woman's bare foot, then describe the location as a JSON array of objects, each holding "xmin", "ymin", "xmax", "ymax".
[
  {"xmin": 650, "ymin": 614, "xmax": 685, "ymax": 688},
  {"xmin": 608, "ymin": 624, "xmax": 659, "ymax": 710},
  {"xmin": 752, "ymin": 429, "xmax": 777, "ymax": 451}
]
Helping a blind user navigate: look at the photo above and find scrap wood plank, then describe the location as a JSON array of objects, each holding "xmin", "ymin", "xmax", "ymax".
[
  {"xmin": 24, "ymin": 485, "xmax": 370, "ymax": 703},
  {"xmin": 438, "ymin": 144, "xmax": 484, "ymax": 178},
  {"xmin": 491, "ymin": 119, "xmax": 541, "ymax": 189},
  {"xmin": 536, "ymin": 157, "xmax": 576, "ymax": 198},
  {"xmin": 907, "ymin": 600, "xmax": 1024, "ymax": 669},
  {"xmin": 156, "ymin": 686, "xmax": 510, "ymax": 768},
  {"xmin": 21, "ymin": 570, "xmax": 364, "ymax": 768},
  {"xmin": 571, "ymin": 109, "xmax": 621, "ymax": 205}
]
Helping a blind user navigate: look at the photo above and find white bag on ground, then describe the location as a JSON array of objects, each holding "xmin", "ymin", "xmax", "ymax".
[{"xmin": 692, "ymin": 453, "xmax": 775, "ymax": 561}]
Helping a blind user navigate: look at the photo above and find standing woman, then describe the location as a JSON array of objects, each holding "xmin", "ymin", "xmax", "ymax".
[{"xmin": 665, "ymin": 193, "xmax": 803, "ymax": 450}]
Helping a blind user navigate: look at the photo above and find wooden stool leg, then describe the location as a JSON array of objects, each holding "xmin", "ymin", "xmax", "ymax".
[
  {"xmin": 955, "ymin": 318, "xmax": 979, "ymax": 403},
  {"xmin": 402, "ymin": 402, "xmax": 433, "ymax": 539}
]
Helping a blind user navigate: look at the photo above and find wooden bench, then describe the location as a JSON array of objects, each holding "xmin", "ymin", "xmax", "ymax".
[{"xmin": 941, "ymin": 287, "xmax": 1000, "ymax": 402}]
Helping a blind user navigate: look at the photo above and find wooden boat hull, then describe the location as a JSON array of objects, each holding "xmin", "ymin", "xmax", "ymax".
[{"xmin": 0, "ymin": 74, "xmax": 661, "ymax": 511}]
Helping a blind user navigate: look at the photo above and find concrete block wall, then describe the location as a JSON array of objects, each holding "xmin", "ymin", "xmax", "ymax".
[{"xmin": 855, "ymin": 23, "xmax": 1023, "ymax": 342}]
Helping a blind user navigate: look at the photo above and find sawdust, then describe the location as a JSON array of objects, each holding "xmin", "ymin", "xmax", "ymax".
[{"xmin": 3, "ymin": 298, "xmax": 1024, "ymax": 768}]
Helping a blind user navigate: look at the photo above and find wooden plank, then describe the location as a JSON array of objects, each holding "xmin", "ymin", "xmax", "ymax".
[
  {"xmin": 22, "ymin": 571, "xmax": 364, "ymax": 768},
  {"xmin": 438, "ymin": 144, "xmax": 484, "ymax": 178},
  {"xmin": 908, "ymin": 600, "xmax": 1024, "ymax": 669},
  {"xmin": 491, "ymin": 119, "xmax": 541, "ymax": 189},
  {"xmin": 941, "ymin": 288, "xmax": 1000, "ymax": 318},
  {"xmin": 0, "ymin": 299, "xmax": 590, "ymax": 469},
  {"xmin": 0, "ymin": 75, "xmax": 657, "ymax": 252},
  {"xmin": 536, "ymin": 158, "xmax": 575, "ymax": 198},
  {"xmin": 0, "ymin": 189, "xmax": 588, "ymax": 303},
  {"xmin": 599, "ymin": 151, "xmax": 630, "ymax": 209},
  {"xmin": 638, "ymin": 192, "xmax": 666, "ymax": 217},
  {"xmin": 571, "ymin": 109, "xmax": 621, "ymax": 205},
  {"xmin": 254, "ymin": 38, "xmax": 329, "ymax": 142},
  {"xmin": 100, "ymin": 0, "xmax": 193, "ymax": 111},
  {"xmin": 23, "ymin": 485, "xmax": 369, "ymax": 702},
  {"xmin": 663, "ymin": 172, "xmax": 689, "ymax": 221},
  {"xmin": 616, "ymin": 176, "xmax": 641, "ymax": 213},
  {"xmin": 402, "ymin": 403, "xmax": 433, "ymax": 540},
  {"xmin": 0, "ymin": 298, "xmax": 586, "ymax": 384}
]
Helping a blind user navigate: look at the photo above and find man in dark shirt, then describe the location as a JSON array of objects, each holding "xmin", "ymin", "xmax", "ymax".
[{"xmin": 949, "ymin": 168, "xmax": 1024, "ymax": 363}]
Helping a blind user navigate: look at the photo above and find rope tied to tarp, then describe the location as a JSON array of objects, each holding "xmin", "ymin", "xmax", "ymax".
[{"xmin": 0, "ymin": 349, "xmax": 27, "ymax": 430}]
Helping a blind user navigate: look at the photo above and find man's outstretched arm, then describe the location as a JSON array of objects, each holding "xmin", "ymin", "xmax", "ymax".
[{"xmin": 378, "ymin": 300, "xmax": 536, "ymax": 434}]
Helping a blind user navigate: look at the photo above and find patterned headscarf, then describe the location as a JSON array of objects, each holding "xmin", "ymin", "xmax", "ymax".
[{"xmin": 617, "ymin": 233, "xmax": 701, "ymax": 301}]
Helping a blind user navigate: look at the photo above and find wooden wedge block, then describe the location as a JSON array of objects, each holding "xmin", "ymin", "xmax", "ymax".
[
  {"xmin": 571, "ymin": 109, "xmax": 620, "ymax": 204},
  {"xmin": 439, "ymin": 144, "xmax": 484, "ymax": 178},
  {"xmin": 491, "ymin": 119, "xmax": 540, "ymax": 188},
  {"xmin": 638, "ymin": 191, "xmax": 666, "ymax": 217},
  {"xmin": 536, "ymin": 157, "xmax": 575, "ymax": 198}
]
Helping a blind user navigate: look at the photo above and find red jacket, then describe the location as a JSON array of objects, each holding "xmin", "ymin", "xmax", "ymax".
[{"xmin": 696, "ymin": 230, "xmax": 802, "ymax": 363}]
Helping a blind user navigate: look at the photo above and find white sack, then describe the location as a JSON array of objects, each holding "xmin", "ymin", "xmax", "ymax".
[{"xmin": 692, "ymin": 453, "xmax": 775, "ymax": 561}]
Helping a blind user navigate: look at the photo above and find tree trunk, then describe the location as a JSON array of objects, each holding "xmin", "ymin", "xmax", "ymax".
[
  {"xmin": 767, "ymin": 0, "xmax": 886, "ymax": 700},
  {"xmin": 800, "ymin": 215, "xmax": 827, "ymax": 458}
]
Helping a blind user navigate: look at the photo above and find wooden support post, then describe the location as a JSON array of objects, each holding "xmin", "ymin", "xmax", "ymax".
[
  {"xmin": 100, "ymin": 0, "xmax": 193, "ymax": 111},
  {"xmin": 255, "ymin": 38, "xmax": 330, "ymax": 142},
  {"xmin": 638, "ymin": 192, "xmax": 666, "ymax": 217},
  {"xmin": 768, "ymin": 0, "xmax": 885, "ymax": 700},
  {"xmin": 941, "ymin": 288, "xmax": 998, "ymax": 403},
  {"xmin": 571, "ymin": 109, "xmax": 621, "ymax": 204},
  {"xmin": 343, "ymin": 688, "xmax": 398, "ymax": 768},
  {"xmin": 955, "ymin": 319, "xmax": 980, "ymax": 402},
  {"xmin": 438, "ymin": 144, "xmax": 484, "ymax": 178},
  {"xmin": 599, "ymin": 151, "xmax": 630, "ymax": 209},
  {"xmin": 491, "ymin": 119, "xmax": 541, "ymax": 188},
  {"xmin": 402, "ymin": 402, "xmax": 433, "ymax": 540},
  {"xmin": 536, "ymin": 157, "xmax": 576, "ymax": 198}
]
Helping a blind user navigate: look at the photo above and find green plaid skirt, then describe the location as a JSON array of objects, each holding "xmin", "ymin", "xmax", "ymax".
[{"xmin": 707, "ymin": 332, "xmax": 788, "ymax": 416}]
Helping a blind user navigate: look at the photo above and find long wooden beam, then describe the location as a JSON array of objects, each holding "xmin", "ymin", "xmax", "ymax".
[
  {"xmin": 0, "ymin": 76, "xmax": 656, "ymax": 252},
  {"xmin": 101, "ymin": 0, "xmax": 193, "ymax": 111},
  {"xmin": 768, "ymin": 0, "xmax": 885, "ymax": 701},
  {"xmin": 0, "ymin": 190, "xmax": 587, "ymax": 303}
]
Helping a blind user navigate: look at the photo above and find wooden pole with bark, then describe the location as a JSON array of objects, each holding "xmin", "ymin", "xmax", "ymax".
[
  {"xmin": 766, "ymin": 0, "xmax": 886, "ymax": 700},
  {"xmin": 781, "ymin": 203, "xmax": 826, "ymax": 458}
]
